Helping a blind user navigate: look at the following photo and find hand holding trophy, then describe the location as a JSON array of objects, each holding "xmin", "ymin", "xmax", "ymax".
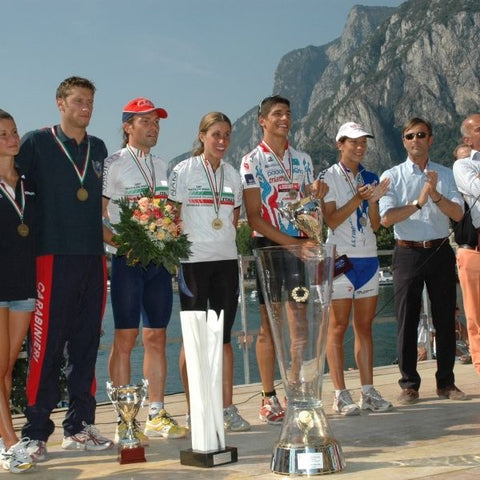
[
  {"xmin": 279, "ymin": 194, "xmax": 324, "ymax": 244},
  {"xmin": 280, "ymin": 189, "xmax": 352, "ymax": 277}
]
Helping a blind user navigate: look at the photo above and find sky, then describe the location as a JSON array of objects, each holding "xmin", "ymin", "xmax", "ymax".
[{"xmin": 1, "ymin": 0, "xmax": 404, "ymax": 162}]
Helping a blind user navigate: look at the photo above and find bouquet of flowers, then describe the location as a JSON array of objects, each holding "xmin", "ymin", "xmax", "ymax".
[{"xmin": 112, "ymin": 195, "xmax": 191, "ymax": 274}]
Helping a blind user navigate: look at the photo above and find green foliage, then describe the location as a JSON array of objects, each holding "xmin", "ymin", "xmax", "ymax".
[
  {"xmin": 11, "ymin": 350, "xmax": 68, "ymax": 414},
  {"xmin": 11, "ymin": 357, "xmax": 28, "ymax": 414},
  {"xmin": 112, "ymin": 197, "xmax": 192, "ymax": 274},
  {"xmin": 236, "ymin": 222, "xmax": 254, "ymax": 255},
  {"xmin": 376, "ymin": 225, "xmax": 395, "ymax": 250}
]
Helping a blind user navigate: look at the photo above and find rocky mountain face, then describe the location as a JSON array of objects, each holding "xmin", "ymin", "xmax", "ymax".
[{"xmin": 171, "ymin": 0, "xmax": 480, "ymax": 176}]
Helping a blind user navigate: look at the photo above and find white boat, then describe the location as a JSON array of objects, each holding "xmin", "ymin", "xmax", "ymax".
[{"xmin": 379, "ymin": 269, "xmax": 393, "ymax": 285}]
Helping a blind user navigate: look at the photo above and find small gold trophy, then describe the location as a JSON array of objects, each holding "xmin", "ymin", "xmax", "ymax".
[
  {"xmin": 106, "ymin": 379, "xmax": 148, "ymax": 464},
  {"xmin": 279, "ymin": 196, "xmax": 323, "ymax": 243}
]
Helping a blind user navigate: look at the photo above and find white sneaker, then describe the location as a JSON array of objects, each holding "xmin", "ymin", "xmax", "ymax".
[
  {"xmin": 0, "ymin": 438, "xmax": 5, "ymax": 465},
  {"xmin": 26, "ymin": 439, "xmax": 47, "ymax": 462},
  {"xmin": 115, "ymin": 420, "xmax": 149, "ymax": 445},
  {"xmin": 259, "ymin": 395, "xmax": 285, "ymax": 424},
  {"xmin": 62, "ymin": 422, "xmax": 114, "ymax": 451},
  {"xmin": 223, "ymin": 405, "xmax": 251, "ymax": 432},
  {"xmin": 332, "ymin": 390, "xmax": 360, "ymax": 416},
  {"xmin": 359, "ymin": 387, "xmax": 393, "ymax": 412},
  {"xmin": 144, "ymin": 409, "xmax": 188, "ymax": 439},
  {"xmin": 2, "ymin": 438, "xmax": 34, "ymax": 474}
]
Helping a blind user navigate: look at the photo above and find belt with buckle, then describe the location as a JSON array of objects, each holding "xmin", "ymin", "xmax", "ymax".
[{"xmin": 396, "ymin": 238, "xmax": 447, "ymax": 249}]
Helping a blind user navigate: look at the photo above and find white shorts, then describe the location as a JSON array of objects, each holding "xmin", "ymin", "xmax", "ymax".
[{"xmin": 331, "ymin": 257, "xmax": 379, "ymax": 300}]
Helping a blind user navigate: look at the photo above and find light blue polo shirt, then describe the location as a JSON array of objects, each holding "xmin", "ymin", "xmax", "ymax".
[{"xmin": 379, "ymin": 158, "xmax": 463, "ymax": 241}]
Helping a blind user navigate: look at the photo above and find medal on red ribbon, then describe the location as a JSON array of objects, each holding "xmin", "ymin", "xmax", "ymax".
[
  {"xmin": 51, "ymin": 126, "xmax": 91, "ymax": 201},
  {"xmin": 201, "ymin": 155, "xmax": 225, "ymax": 230},
  {"xmin": 0, "ymin": 178, "xmax": 29, "ymax": 237}
]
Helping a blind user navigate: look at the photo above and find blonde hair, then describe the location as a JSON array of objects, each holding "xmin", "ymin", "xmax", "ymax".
[{"xmin": 192, "ymin": 112, "xmax": 231, "ymax": 156}]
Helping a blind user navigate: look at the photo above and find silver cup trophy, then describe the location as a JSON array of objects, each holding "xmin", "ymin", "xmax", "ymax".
[
  {"xmin": 254, "ymin": 198, "xmax": 345, "ymax": 475},
  {"xmin": 106, "ymin": 379, "xmax": 149, "ymax": 464}
]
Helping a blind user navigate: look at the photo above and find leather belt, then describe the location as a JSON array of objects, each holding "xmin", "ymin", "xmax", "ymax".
[{"xmin": 396, "ymin": 238, "xmax": 447, "ymax": 249}]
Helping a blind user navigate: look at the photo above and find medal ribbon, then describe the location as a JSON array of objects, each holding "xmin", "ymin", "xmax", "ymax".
[
  {"xmin": 339, "ymin": 162, "xmax": 368, "ymax": 230},
  {"xmin": 0, "ymin": 178, "xmax": 25, "ymax": 223},
  {"xmin": 126, "ymin": 145, "xmax": 156, "ymax": 195},
  {"xmin": 261, "ymin": 141, "xmax": 293, "ymax": 183},
  {"xmin": 51, "ymin": 126, "xmax": 90, "ymax": 187},
  {"xmin": 201, "ymin": 155, "xmax": 224, "ymax": 217}
]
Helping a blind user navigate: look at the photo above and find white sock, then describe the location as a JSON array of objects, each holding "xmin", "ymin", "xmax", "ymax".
[
  {"xmin": 362, "ymin": 385, "xmax": 374, "ymax": 394},
  {"xmin": 335, "ymin": 389, "xmax": 347, "ymax": 398},
  {"xmin": 149, "ymin": 402, "xmax": 164, "ymax": 418}
]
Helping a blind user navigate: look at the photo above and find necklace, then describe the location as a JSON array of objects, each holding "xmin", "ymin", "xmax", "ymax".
[
  {"xmin": 201, "ymin": 155, "xmax": 224, "ymax": 230},
  {"xmin": 51, "ymin": 126, "xmax": 90, "ymax": 201},
  {"xmin": 261, "ymin": 141, "xmax": 297, "ymax": 199},
  {"xmin": 339, "ymin": 162, "xmax": 368, "ymax": 229},
  {"xmin": 0, "ymin": 175, "xmax": 29, "ymax": 236},
  {"xmin": 126, "ymin": 145, "xmax": 156, "ymax": 196}
]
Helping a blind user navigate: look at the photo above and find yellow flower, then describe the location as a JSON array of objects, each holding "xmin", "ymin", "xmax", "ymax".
[
  {"xmin": 149, "ymin": 222, "xmax": 156, "ymax": 232},
  {"xmin": 157, "ymin": 231, "xmax": 166, "ymax": 240}
]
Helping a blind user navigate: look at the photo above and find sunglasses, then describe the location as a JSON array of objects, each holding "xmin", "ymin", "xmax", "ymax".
[{"xmin": 404, "ymin": 131, "xmax": 428, "ymax": 140}]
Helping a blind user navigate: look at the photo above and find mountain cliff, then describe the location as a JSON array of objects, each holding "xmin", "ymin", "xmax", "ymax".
[{"xmin": 171, "ymin": 0, "xmax": 480, "ymax": 175}]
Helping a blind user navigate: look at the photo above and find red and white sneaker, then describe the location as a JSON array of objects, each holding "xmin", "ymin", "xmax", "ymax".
[
  {"xmin": 62, "ymin": 422, "xmax": 114, "ymax": 451},
  {"xmin": 259, "ymin": 395, "xmax": 285, "ymax": 424}
]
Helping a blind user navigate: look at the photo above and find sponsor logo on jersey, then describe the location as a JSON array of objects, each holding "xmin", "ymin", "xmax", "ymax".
[{"xmin": 244, "ymin": 173, "xmax": 255, "ymax": 185}]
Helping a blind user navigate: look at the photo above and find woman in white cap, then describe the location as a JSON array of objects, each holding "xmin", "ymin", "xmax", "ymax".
[{"xmin": 320, "ymin": 122, "xmax": 391, "ymax": 416}]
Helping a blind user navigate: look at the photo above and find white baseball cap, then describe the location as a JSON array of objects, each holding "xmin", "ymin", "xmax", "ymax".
[{"xmin": 335, "ymin": 122, "xmax": 374, "ymax": 141}]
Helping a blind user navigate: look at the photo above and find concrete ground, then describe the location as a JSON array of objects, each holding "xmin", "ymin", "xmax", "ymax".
[{"xmin": 10, "ymin": 360, "xmax": 480, "ymax": 479}]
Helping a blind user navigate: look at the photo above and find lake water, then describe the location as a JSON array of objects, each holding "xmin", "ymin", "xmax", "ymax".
[{"xmin": 95, "ymin": 284, "xmax": 398, "ymax": 403}]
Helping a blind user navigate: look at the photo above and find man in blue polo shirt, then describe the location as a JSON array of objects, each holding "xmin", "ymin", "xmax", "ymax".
[{"xmin": 17, "ymin": 76, "xmax": 113, "ymax": 461}]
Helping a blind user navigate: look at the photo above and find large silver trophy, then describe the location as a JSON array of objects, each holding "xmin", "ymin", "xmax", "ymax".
[
  {"xmin": 254, "ymin": 198, "xmax": 345, "ymax": 475},
  {"xmin": 106, "ymin": 379, "xmax": 148, "ymax": 464}
]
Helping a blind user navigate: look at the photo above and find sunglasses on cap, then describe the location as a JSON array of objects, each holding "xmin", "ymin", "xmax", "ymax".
[{"xmin": 404, "ymin": 131, "xmax": 428, "ymax": 140}]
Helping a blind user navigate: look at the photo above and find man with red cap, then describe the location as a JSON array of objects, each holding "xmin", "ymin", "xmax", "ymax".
[{"xmin": 103, "ymin": 97, "xmax": 187, "ymax": 442}]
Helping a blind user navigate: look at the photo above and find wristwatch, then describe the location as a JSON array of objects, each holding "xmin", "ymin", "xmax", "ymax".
[{"xmin": 411, "ymin": 199, "xmax": 422, "ymax": 210}]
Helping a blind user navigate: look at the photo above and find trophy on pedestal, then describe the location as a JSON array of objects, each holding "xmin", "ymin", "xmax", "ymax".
[
  {"xmin": 106, "ymin": 379, "xmax": 148, "ymax": 465},
  {"xmin": 179, "ymin": 310, "xmax": 238, "ymax": 468},
  {"xmin": 254, "ymin": 195, "xmax": 345, "ymax": 475}
]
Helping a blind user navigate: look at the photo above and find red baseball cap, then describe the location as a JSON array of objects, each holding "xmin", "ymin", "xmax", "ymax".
[{"xmin": 122, "ymin": 97, "xmax": 168, "ymax": 122}]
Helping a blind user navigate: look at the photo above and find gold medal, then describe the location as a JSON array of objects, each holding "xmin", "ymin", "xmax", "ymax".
[
  {"xmin": 17, "ymin": 223, "xmax": 30, "ymax": 237},
  {"xmin": 289, "ymin": 188, "xmax": 298, "ymax": 200},
  {"xmin": 77, "ymin": 187, "xmax": 89, "ymax": 201},
  {"xmin": 360, "ymin": 216, "xmax": 367, "ymax": 227},
  {"xmin": 212, "ymin": 218, "xmax": 223, "ymax": 230}
]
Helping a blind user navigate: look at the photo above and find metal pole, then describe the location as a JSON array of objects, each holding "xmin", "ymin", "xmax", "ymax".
[{"xmin": 238, "ymin": 255, "xmax": 251, "ymax": 384}]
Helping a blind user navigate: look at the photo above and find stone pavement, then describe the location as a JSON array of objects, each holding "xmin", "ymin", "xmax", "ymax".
[{"xmin": 10, "ymin": 360, "xmax": 480, "ymax": 479}]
